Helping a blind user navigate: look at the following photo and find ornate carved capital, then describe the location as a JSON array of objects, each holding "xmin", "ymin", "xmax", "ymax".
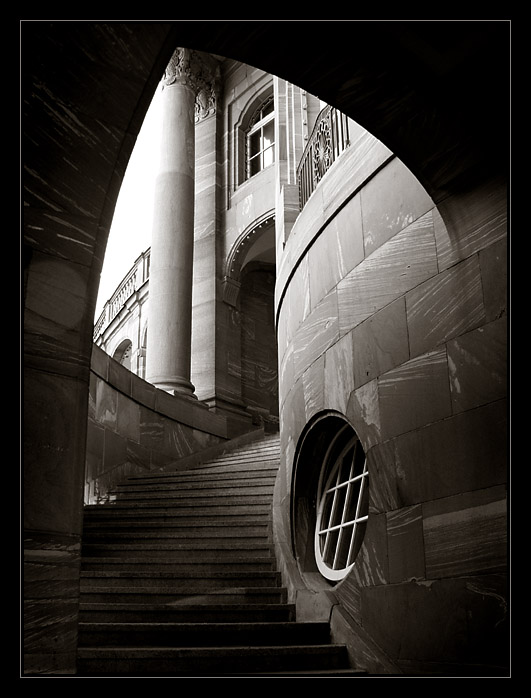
[{"xmin": 163, "ymin": 47, "xmax": 220, "ymax": 122}]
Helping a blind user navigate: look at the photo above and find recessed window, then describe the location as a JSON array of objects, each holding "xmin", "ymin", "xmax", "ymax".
[
  {"xmin": 246, "ymin": 96, "xmax": 275, "ymax": 178},
  {"xmin": 292, "ymin": 413, "xmax": 369, "ymax": 586},
  {"xmin": 314, "ymin": 427, "xmax": 368, "ymax": 581}
]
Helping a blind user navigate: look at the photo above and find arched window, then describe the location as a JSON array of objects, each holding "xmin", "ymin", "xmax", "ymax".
[
  {"xmin": 246, "ymin": 95, "xmax": 275, "ymax": 178},
  {"xmin": 112, "ymin": 339, "xmax": 132, "ymax": 371}
]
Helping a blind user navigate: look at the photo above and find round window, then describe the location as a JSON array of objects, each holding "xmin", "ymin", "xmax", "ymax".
[
  {"xmin": 314, "ymin": 425, "xmax": 368, "ymax": 581},
  {"xmin": 292, "ymin": 413, "xmax": 369, "ymax": 586}
]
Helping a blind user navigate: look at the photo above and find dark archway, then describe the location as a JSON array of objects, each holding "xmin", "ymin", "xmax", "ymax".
[{"xmin": 22, "ymin": 20, "xmax": 509, "ymax": 675}]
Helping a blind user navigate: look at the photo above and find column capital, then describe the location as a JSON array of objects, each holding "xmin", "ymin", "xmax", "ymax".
[{"xmin": 163, "ymin": 47, "xmax": 220, "ymax": 122}]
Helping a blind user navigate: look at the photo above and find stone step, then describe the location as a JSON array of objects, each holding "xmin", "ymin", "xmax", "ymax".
[
  {"xmin": 83, "ymin": 504, "xmax": 271, "ymax": 528},
  {"xmin": 77, "ymin": 621, "xmax": 331, "ymax": 648},
  {"xmin": 80, "ymin": 556, "xmax": 276, "ymax": 573},
  {"xmin": 101, "ymin": 491, "xmax": 272, "ymax": 503},
  {"xmin": 111, "ymin": 473, "xmax": 277, "ymax": 492},
  {"xmin": 82, "ymin": 540, "xmax": 274, "ymax": 557},
  {"xmin": 188, "ymin": 440, "xmax": 280, "ymax": 460},
  {"xmin": 80, "ymin": 586, "xmax": 288, "ymax": 605},
  {"xmin": 83, "ymin": 499, "xmax": 272, "ymax": 514},
  {"xmin": 249, "ymin": 668, "xmax": 366, "ymax": 677},
  {"xmin": 82, "ymin": 525, "xmax": 271, "ymax": 540},
  {"xmin": 76, "ymin": 644, "xmax": 349, "ymax": 676},
  {"xmin": 125, "ymin": 455, "xmax": 280, "ymax": 481},
  {"xmin": 80, "ymin": 570, "xmax": 281, "ymax": 589},
  {"xmin": 78, "ymin": 602, "xmax": 296, "ymax": 624},
  {"xmin": 129, "ymin": 457, "xmax": 280, "ymax": 475},
  {"xmin": 106, "ymin": 485, "xmax": 275, "ymax": 502},
  {"xmin": 82, "ymin": 519, "xmax": 271, "ymax": 534}
]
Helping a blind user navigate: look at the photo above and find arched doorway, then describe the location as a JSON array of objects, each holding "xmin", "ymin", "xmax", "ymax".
[{"xmin": 223, "ymin": 215, "xmax": 278, "ymax": 429}]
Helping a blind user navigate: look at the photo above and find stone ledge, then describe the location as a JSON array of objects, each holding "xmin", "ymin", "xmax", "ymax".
[{"xmin": 91, "ymin": 344, "xmax": 228, "ymax": 439}]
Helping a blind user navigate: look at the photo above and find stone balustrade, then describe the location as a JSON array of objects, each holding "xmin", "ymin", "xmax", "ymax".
[{"xmin": 93, "ymin": 248, "xmax": 151, "ymax": 340}]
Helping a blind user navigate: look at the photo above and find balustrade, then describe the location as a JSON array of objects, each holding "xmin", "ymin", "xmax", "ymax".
[
  {"xmin": 93, "ymin": 248, "xmax": 151, "ymax": 340},
  {"xmin": 297, "ymin": 105, "xmax": 350, "ymax": 210}
]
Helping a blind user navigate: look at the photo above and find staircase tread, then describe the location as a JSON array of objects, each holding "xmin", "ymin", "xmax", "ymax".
[
  {"xmin": 81, "ymin": 571, "xmax": 279, "ymax": 578},
  {"xmin": 233, "ymin": 669, "xmax": 366, "ymax": 676},
  {"xmin": 83, "ymin": 530, "xmax": 271, "ymax": 538},
  {"xmin": 79, "ymin": 621, "xmax": 328, "ymax": 629},
  {"xmin": 81, "ymin": 556, "xmax": 276, "ymax": 562},
  {"xmin": 80, "ymin": 602, "xmax": 294, "ymax": 608},
  {"xmin": 79, "ymin": 644, "xmax": 343, "ymax": 655},
  {"xmin": 81, "ymin": 586, "xmax": 285, "ymax": 596}
]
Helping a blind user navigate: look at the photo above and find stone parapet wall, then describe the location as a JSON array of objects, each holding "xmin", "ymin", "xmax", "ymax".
[
  {"xmin": 274, "ymin": 140, "xmax": 508, "ymax": 674},
  {"xmin": 85, "ymin": 344, "xmax": 230, "ymax": 503}
]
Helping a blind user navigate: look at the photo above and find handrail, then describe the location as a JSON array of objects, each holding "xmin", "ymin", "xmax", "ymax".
[
  {"xmin": 297, "ymin": 105, "xmax": 350, "ymax": 210},
  {"xmin": 93, "ymin": 247, "xmax": 151, "ymax": 340}
]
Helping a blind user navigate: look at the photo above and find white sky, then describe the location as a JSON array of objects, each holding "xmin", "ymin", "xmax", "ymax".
[{"xmin": 94, "ymin": 86, "xmax": 163, "ymax": 318}]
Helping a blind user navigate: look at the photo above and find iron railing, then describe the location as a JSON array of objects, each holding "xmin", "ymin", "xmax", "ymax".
[{"xmin": 297, "ymin": 105, "xmax": 350, "ymax": 210}]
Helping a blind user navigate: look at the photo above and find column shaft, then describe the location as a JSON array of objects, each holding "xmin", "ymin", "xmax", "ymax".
[{"xmin": 146, "ymin": 80, "xmax": 196, "ymax": 396}]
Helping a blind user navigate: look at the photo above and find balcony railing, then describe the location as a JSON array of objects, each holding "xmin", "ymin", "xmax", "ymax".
[
  {"xmin": 297, "ymin": 105, "xmax": 351, "ymax": 210},
  {"xmin": 93, "ymin": 248, "xmax": 151, "ymax": 340}
]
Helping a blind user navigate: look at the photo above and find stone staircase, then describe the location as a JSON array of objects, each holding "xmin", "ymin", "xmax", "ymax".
[{"xmin": 77, "ymin": 433, "xmax": 363, "ymax": 677}]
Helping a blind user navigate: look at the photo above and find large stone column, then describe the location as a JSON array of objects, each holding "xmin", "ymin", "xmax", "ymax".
[{"xmin": 146, "ymin": 48, "xmax": 214, "ymax": 397}]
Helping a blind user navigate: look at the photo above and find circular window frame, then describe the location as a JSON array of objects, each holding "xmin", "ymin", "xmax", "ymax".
[
  {"xmin": 313, "ymin": 424, "xmax": 368, "ymax": 582},
  {"xmin": 291, "ymin": 412, "xmax": 368, "ymax": 587}
]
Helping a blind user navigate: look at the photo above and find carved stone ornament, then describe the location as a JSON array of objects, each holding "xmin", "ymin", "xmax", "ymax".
[{"xmin": 163, "ymin": 47, "xmax": 219, "ymax": 121}]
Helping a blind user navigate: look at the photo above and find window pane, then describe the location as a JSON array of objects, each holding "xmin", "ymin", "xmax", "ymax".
[
  {"xmin": 263, "ymin": 120, "xmax": 274, "ymax": 149},
  {"xmin": 323, "ymin": 528, "xmax": 339, "ymax": 567},
  {"xmin": 335, "ymin": 522, "xmax": 354, "ymax": 570},
  {"xmin": 249, "ymin": 153, "xmax": 260, "ymax": 176},
  {"xmin": 332, "ymin": 485, "xmax": 347, "ymax": 528},
  {"xmin": 262, "ymin": 100, "xmax": 274, "ymax": 118},
  {"xmin": 263, "ymin": 144, "xmax": 274, "ymax": 168},
  {"xmin": 249, "ymin": 131, "xmax": 261, "ymax": 158}
]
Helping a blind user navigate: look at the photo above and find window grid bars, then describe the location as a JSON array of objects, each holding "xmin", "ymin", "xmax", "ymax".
[
  {"xmin": 346, "ymin": 460, "xmax": 369, "ymax": 568},
  {"xmin": 332, "ymin": 452, "xmax": 356, "ymax": 570},
  {"xmin": 317, "ymin": 439, "xmax": 368, "ymax": 571},
  {"xmin": 320, "ymin": 456, "xmax": 345, "ymax": 563}
]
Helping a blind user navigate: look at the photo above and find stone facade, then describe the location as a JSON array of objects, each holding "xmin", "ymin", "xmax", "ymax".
[{"xmin": 274, "ymin": 140, "xmax": 507, "ymax": 674}]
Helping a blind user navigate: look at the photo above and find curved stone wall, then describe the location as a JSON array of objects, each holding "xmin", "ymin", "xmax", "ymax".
[
  {"xmin": 86, "ymin": 345, "xmax": 230, "ymax": 504},
  {"xmin": 274, "ymin": 139, "xmax": 508, "ymax": 674}
]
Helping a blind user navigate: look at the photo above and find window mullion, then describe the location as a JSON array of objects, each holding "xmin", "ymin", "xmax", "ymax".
[
  {"xmin": 346, "ymin": 461, "xmax": 368, "ymax": 567},
  {"xmin": 332, "ymin": 449, "xmax": 357, "ymax": 570},
  {"xmin": 322, "ymin": 466, "xmax": 342, "ymax": 562}
]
